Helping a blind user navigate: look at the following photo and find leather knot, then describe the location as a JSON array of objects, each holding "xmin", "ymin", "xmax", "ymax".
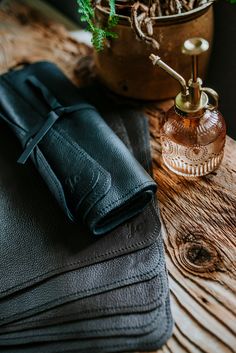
[{"xmin": 17, "ymin": 76, "xmax": 92, "ymax": 164}]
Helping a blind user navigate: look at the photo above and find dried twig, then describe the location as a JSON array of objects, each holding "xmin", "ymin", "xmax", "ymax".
[
  {"xmin": 155, "ymin": 0, "xmax": 162, "ymax": 16},
  {"xmin": 144, "ymin": 16, "xmax": 153, "ymax": 36},
  {"xmin": 130, "ymin": 1, "xmax": 159, "ymax": 50},
  {"xmin": 175, "ymin": 0, "xmax": 183, "ymax": 13}
]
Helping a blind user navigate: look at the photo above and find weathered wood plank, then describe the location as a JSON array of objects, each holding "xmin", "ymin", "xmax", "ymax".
[
  {"xmin": 0, "ymin": 1, "xmax": 235, "ymax": 352},
  {"xmin": 0, "ymin": 0, "xmax": 93, "ymax": 80}
]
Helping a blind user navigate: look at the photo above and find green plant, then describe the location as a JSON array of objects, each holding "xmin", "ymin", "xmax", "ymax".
[{"xmin": 77, "ymin": 0, "xmax": 118, "ymax": 51}]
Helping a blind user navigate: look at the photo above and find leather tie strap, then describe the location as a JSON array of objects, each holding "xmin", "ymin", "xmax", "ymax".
[{"xmin": 17, "ymin": 76, "xmax": 94, "ymax": 164}]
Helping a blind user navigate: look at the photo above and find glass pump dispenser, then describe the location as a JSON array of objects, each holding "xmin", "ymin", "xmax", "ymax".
[{"xmin": 150, "ymin": 38, "xmax": 226, "ymax": 177}]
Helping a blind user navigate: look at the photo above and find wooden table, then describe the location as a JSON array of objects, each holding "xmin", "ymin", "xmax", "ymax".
[{"xmin": 0, "ymin": 1, "xmax": 235, "ymax": 352}]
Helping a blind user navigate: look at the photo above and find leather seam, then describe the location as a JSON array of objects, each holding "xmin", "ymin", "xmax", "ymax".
[
  {"xmin": 0, "ymin": 297, "xmax": 168, "ymax": 341},
  {"xmin": 69, "ymin": 310, "xmax": 172, "ymax": 353},
  {"xmin": 94, "ymin": 180, "xmax": 155, "ymax": 216},
  {"xmin": 0, "ymin": 204, "xmax": 160, "ymax": 297},
  {"xmin": 0, "ymin": 300, "xmax": 172, "ymax": 351},
  {"xmin": 0, "ymin": 266, "xmax": 160, "ymax": 321},
  {"xmin": 6, "ymin": 268, "xmax": 168, "ymax": 328}
]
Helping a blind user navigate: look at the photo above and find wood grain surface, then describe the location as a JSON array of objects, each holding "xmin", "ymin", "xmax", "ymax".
[{"xmin": 0, "ymin": 1, "xmax": 235, "ymax": 352}]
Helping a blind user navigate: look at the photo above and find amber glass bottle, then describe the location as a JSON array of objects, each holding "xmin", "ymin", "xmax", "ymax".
[
  {"xmin": 150, "ymin": 38, "xmax": 226, "ymax": 177},
  {"xmin": 161, "ymin": 107, "xmax": 226, "ymax": 176}
]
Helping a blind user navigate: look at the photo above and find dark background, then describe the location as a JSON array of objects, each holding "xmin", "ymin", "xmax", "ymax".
[
  {"xmin": 46, "ymin": 0, "xmax": 236, "ymax": 139},
  {"xmin": 206, "ymin": 1, "xmax": 236, "ymax": 140}
]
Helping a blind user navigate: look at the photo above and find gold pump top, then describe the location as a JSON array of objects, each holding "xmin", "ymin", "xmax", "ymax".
[{"xmin": 150, "ymin": 37, "xmax": 219, "ymax": 114}]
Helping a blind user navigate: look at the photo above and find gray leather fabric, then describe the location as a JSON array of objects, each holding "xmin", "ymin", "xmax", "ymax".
[
  {"xmin": 0, "ymin": 238, "xmax": 162, "ymax": 326},
  {"xmin": 0, "ymin": 297, "xmax": 167, "ymax": 344},
  {"xmin": 0, "ymin": 273, "xmax": 169, "ymax": 333},
  {"xmin": 0, "ymin": 299, "xmax": 173, "ymax": 353},
  {"xmin": 0, "ymin": 63, "xmax": 173, "ymax": 352}
]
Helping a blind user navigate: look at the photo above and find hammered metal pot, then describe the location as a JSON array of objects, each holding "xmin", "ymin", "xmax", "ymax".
[{"xmin": 94, "ymin": 3, "xmax": 213, "ymax": 100}]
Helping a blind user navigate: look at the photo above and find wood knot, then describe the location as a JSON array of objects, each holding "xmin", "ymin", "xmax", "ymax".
[
  {"xmin": 184, "ymin": 242, "xmax": 218, "ymax": 270},
  {"xmin": 16, "ymin": 13, "xmax": 29, "ymax": 25},
  {"xmin": 16, "ymin": 9, "xmax": 41, "ymax": 26},
  {"xmin": 177, "ymin": 230, "xmax": 223, "ymax": 275}
]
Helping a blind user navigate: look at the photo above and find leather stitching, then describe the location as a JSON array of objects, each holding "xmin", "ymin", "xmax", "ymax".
[
  {"xmin": 66, "ymin": 308, "xmax": 173, "ymax": 353},
  {"xmin": 0, "ymin": 299, "xmax": 172, "ymax": 351},
  {"xmin": 94, "ymin": 180, "xmax": 155, "ymax": 216},
  {"xmin": 0, "ymin": 296, "xmax": 169, "ymax": 341},
  {"xmin": 0, "ymin": 202, "xmax": 160, "ymax": 297},
  {"xmin": 0, "ymin": 264, "xmax": 161, "ymax": 321},
  {"xmin": 4, "ymin": 270, "xmax": 168, "ymax": 329}
]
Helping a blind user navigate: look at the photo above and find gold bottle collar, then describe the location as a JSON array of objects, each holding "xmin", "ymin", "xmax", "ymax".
[{"xmin": 175, "ymin": 91, "xmax": 209, "ymax": 113}]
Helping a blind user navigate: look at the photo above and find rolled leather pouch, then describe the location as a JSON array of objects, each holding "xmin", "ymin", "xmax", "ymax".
[{"xmin": 0, "ymin": 62, "xmax": 156, "ymax": 235}]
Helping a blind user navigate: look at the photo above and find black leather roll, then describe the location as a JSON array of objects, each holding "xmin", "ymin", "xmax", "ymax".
[{"xmin": 0, "ymin": 62, "xmax": 157, "ymax": 235}]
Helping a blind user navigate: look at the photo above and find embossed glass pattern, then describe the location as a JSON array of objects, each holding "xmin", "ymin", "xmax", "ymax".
[{"xmin": 161, "ymin": 107, "xmax": 226, "ymax": 177}]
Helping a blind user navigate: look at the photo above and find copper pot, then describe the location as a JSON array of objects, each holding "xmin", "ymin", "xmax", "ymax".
[{"xmin": 94, "ymin": 3, "xmax": 213, "ymax": 101}]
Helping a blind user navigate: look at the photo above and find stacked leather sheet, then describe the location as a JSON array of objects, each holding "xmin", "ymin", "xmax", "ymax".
[{"xmin": 0, "ymin": 62, "xmax": 173, "ymax": 352}]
